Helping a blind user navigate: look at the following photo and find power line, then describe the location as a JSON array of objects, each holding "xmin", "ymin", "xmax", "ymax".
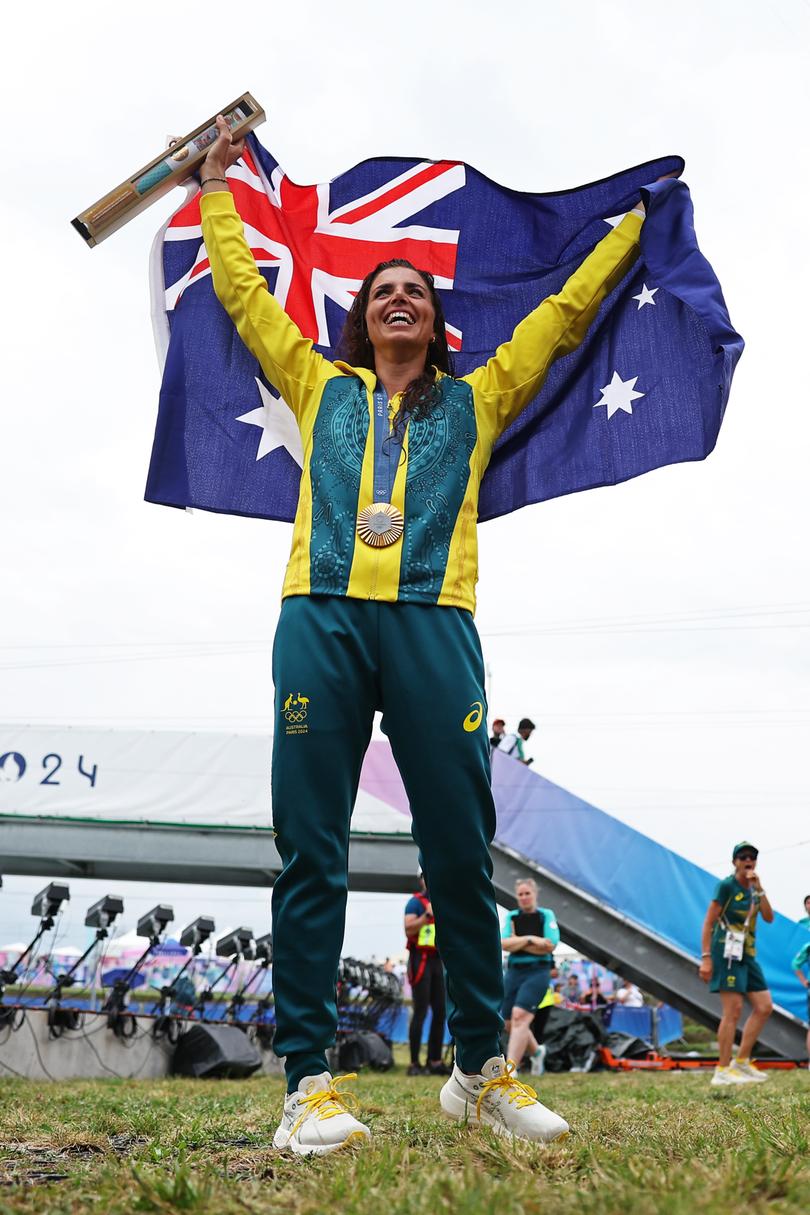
[
  {"xmin": 479, "ymin": 601, "xmax": 810, "ymax": 638},
  {"xmin": 0, "ymin": 646, "xmax": 269, "ymax": 674},
  {"xmin": 0, "ymin": 600, "xmax": 808, "ymax": 671}
]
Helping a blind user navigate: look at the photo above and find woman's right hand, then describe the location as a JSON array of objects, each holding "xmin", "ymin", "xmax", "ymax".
[
  {"xmin": 201, "ymin": 114, "xmax": 245, "ymax": 183},
  {"xmin": 698, "ymin": 957, "xmax": 712, "ymax": 983}
]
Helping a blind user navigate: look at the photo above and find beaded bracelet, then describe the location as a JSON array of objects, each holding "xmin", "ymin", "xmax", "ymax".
[{"xmin": 201, "ymin": 176, "xmax": 229, "ymax": 186}]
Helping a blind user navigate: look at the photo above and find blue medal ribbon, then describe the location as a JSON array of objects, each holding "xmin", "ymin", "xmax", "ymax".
[{"xmin": 372, "ymin": 387, "xmax": 405, "ymax": 502}]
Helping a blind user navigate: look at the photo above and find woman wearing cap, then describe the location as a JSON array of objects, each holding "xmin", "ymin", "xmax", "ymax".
[
  {"xmin": 197, "ymin": 116, "xmax": 650, "ymax": 1154},
  {"xmin": 698, "ymin": 842, "xmax": 774, "ymax": 1086}
]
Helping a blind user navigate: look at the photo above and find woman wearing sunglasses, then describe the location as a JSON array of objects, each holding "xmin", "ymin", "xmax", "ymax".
[{"xmin": 698, "ymin": 841, "xmax": 774, "ymax": 1086}]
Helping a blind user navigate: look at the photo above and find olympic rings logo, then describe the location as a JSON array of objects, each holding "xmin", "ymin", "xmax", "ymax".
[{"xmin": 284, "ymin": 710, "xmax": 307, "ymax": 723}]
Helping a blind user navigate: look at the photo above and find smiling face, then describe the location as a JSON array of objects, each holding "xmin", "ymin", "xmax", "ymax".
[{"xmin": 364, "ymin": 264, "xmax": 436, "ymax": 358}]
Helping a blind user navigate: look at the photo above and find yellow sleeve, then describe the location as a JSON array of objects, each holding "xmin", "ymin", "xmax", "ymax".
[
  {"xmin": 463, "ymin": 211, "xmax": 643, "ymax": 439},
  {"xmin": 200, "ymin": 190, "xmax": 334, "ymax": 420}
]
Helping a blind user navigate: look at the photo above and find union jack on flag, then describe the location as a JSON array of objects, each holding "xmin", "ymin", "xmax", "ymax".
[
  {"xmin": 159, "ymin": 147, "xmax": 465, "ymax": 351},
  {"xmin": 146, "ymin": 134, "xmax": 742, "ymax": 523}
]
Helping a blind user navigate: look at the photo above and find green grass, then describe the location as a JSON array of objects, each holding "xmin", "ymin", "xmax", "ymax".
[{"xmin": 0, "ymin": 1064, "xmax": 807, "ymax": 1215}]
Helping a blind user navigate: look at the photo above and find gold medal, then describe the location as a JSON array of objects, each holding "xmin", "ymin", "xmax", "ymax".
[{"xmin": 356, "ymin": 503, "xmax": 404, "ymax": 548}]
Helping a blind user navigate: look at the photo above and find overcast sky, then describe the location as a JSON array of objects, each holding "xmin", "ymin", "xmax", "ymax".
[{"xmin": 1, "ymin": 0, "xmax": 808, "ymax": 958}]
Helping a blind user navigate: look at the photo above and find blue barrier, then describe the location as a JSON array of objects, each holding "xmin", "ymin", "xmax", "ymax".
[
  {"xmin": 657, "ymin": 1003, "xmax": 684, "ymax": 1046},
  {"xmin": 605, "ymin": 1005, "xmax": 652, "ymax": 1038},
  {"xmin": 389, "ymin": 1002, "xmax": 683, "ymax": 1048}
]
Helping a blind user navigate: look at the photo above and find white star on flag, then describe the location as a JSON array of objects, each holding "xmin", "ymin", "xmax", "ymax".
[
  {"xmin": 632, "ymin": 283, "xmax": 658, "ymax": 310},
  {"xmin": 594, "ymin": 371, "xmax": 645, "ymax": 419},
  {"xmin": 236, "ymin": 379, "xmax": 304, "ymax": 466}
]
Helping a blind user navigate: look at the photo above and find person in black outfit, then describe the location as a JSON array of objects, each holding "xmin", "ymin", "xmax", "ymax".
[
  {"xmin": 489, "ymin": 718, "xmax": 506, "ymax": 749},
  {"xmin": 581, "ymin": 976, "xmax": 609, "ymax": 1016},
  {"xmin": 404, "ymin": 873, "xmax": 448, "ymax": 1075}
]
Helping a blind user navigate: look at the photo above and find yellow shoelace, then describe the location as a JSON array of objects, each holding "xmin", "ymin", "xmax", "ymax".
[
  {"xmin": 476, "ymin": 1059, "xmax": 539, "ymax": 1121},
  {"xmin": 291, "ymin": 1073, "xmax": 359, "ymax": 1135}
]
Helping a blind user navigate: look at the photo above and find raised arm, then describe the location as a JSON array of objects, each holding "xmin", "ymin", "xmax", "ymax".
[
  {"xmin": 198, "ymin": 117, "xmax": 333, "ymax": 420},
  {"xmin": 463, "ymin": 208, "xmax": 643, "ymax": 438},
  {"xmin": 749, "ymin": 869, "xmax": 773, "ymax": 923}
]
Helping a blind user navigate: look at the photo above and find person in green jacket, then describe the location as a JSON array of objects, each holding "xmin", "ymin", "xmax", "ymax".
[
  {"xmin": 199, "ymin": 116, "xmax": 646, "ymax": 1155},
  {"xmin": 501, "ymin": 878, "xmax": 560, "ymax": 1073},
  {"xmin": 792, "ymin": 896, "xmax": 810, "ymax": 1060},
  {"xmin": 699, "ymin": 841, "xmax": 774, "ymax": 1086}
]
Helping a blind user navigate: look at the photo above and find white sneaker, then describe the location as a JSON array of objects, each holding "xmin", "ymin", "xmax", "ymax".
[
  {"xmin": 530, "ymin": 1045, "xmax": 547, "ymax": 1076},
  {"xmin": 272, "ymin": 1072, "xmax": 370, "ymax": 1157},
  {"xmin": 440, "ymin": 1057, "xmax": 568, "ymax": 1143},
  {"xmin": 710, "ymin": 1065, "xmax": 748, "ymax": 1087},
  {"xmin": 730, "ymin": 1058, "xmax": 768, "ymax": 1083}
]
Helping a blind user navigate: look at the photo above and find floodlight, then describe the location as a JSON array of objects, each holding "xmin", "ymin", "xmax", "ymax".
[
  {"xmin": 224, "ymin": 929, "xmax": 272, "ymax": 1025},
  {"xmin": 103, "ymin": 905, "xmax": 173, "ymax": 1033},
  {"xmin": 151, "ymin": 914, "xmax": 217, "ymax": 1039},
  {"xmin": 2, "ymin": 882, "xmax": 69, "ymax": 994},
  {"xmin": 193, "ymin": 929, "xmax": 254, "ymax": 1020},
  {"xmin": 31, "ymin": 882, "xmax": 70, "ymax": 919},
  {"xmin": 46, "ymin": 894, "xmax": 125, "ymax": 1018},
  {"xmin": 254, "ymin": 932, "xmax": 273, "ymax": 963},
  {"xmin": 217, "ymin": 927, "xmax": 254, "ymax": 958},
  {"xmin": 85, "ymin": 894, "xmax": 124, "ymax": 930},
  {"xmin": 180, "ymin": 915, "xmax": 215, "ymax": 949},
  {"xmin": 137, "ymin": 904, "xmax": 174, "ymax": 939}
]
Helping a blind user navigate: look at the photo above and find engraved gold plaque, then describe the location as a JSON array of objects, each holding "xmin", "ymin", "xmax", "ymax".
[
  {"xmin": 356, "ymin": 503, "xmax": 404, "ymax": 548},
  {"xmin": 71, "ymin": 92, "xmax": 266, "ymax": 248}
]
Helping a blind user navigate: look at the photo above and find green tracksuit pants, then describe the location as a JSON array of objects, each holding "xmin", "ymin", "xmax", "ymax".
[{"xmin": 271, "ymin": 595, "xmax": 504, "ymax": 1090}]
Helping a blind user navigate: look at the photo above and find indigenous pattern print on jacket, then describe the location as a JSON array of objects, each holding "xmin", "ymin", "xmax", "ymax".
[{"xmin": 201, "ymin": 192, "xmax": 642, "ymax": 613}]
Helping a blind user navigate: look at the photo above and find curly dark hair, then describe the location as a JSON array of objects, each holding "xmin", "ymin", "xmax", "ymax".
[{"xmin": 337, "ymin": 259, "xmax": 454, "ymax": 431}]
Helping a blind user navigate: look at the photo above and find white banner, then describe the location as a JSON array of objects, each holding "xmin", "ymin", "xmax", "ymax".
[
  {"xmin": 0, "ymin": 726, "xmax": 408, "ymax": 833},
  {"xmin": 0, "ymin": 726, "xmax": 270, "ymax": 826}
]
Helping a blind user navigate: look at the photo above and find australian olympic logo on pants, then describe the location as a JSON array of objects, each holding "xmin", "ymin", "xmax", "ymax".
[{"xmin": 283, "ymin": 692, "xmax": 310, "ymax": 736}]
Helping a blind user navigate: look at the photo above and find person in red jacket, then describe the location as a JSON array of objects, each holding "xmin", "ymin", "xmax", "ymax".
[{"xmin": 404, "ymin": 872, "xmax": 448, "ymax": 1075}]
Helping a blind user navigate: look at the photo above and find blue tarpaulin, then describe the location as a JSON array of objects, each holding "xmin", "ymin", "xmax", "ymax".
[
  {"xmin": 605, "ymin": 1004, "xmax": 684, "ymax": 1046},
  {"xmin": 491, "ymin": 751, "xmax": 807, "ymax": 1021}
]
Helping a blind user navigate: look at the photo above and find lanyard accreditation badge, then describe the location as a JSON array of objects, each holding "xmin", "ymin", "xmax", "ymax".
[{"xmin": 721, "ymin": 888, "xmax": 757, "ymax": 965}]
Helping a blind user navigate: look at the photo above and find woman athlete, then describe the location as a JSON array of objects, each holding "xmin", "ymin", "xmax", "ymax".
[{"xmin": 199, "ymin": 116, "xmax": 645, "ymax": 1154}]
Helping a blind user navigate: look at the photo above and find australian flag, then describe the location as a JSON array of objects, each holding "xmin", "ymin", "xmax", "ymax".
[{"xmin": 145, "ymin": 136, "xmax": 742, "ymax": 523}]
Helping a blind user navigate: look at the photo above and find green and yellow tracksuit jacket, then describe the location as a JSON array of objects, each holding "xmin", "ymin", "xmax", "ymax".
[{"xmin": 201, "ymin": 191, "xmax": 642, "ymax": 614}]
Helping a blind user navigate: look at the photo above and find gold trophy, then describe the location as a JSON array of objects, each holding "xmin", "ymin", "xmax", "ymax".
[{"xmin": 72, "ymin": 93, "xmax": 265, "ymax": 248}]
